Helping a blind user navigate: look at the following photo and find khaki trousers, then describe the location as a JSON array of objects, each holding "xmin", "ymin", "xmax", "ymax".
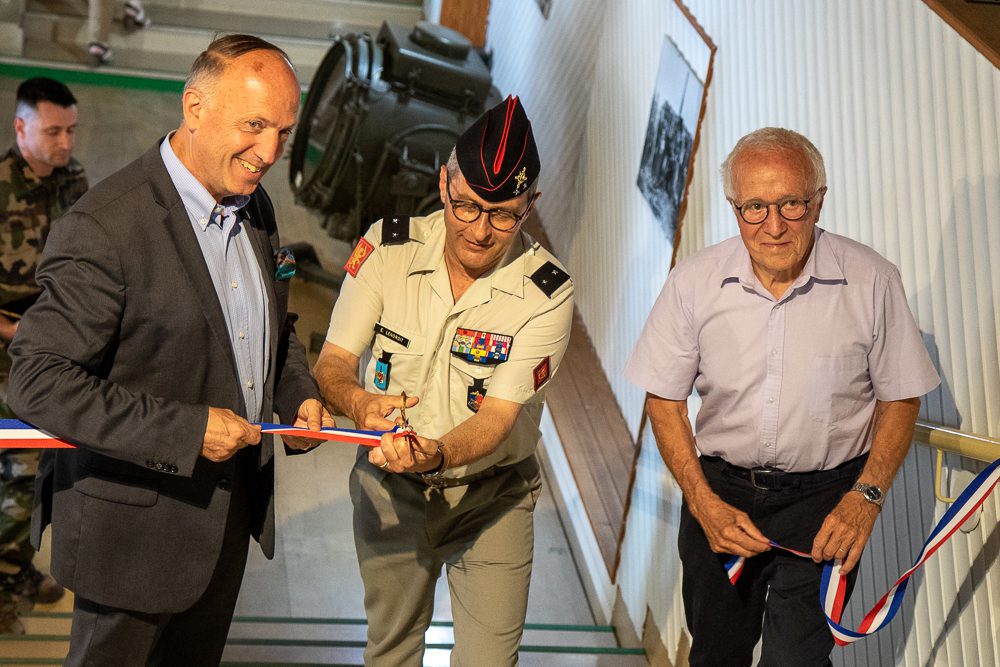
[{"xmin": 350, "ymin": 451, "xmax": 541, "ymax": 667}]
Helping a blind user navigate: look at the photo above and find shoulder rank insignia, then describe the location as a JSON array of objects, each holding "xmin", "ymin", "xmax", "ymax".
[
  {"xmin": 529, "ymin": 261, "xmax": 570, "ymax": 297},
  {"xmin": 467, "ymin": 378, "xmax": 487, "ymax": 412},
  {"xmin": 345, "ymin": 237, "xmax": 374, "ymax": 277},
  {"xmin": 374, "ymin": 351, "xmax": 392, "ymax": 391},
  {"xmin": 451, "ymin": 327, "xmax": 513, "ymax": 364},
  {"xmin": 382, "ymin": 216, "xmax": 410, "ymax": 245}
]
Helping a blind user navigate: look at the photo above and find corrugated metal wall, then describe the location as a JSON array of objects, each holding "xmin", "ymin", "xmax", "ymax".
[{"xmin": 487, "ymin": 0, "xmax": 999, "ymax": 665}]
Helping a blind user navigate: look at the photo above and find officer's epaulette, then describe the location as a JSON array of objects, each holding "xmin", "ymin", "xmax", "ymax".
[
  {"xmin": 381, "ymin": 216, "xmax": 411, "ymax": 245},
  {"xmin": 529, "ymin": 261, "xmax": 571, "ymax": 298}
]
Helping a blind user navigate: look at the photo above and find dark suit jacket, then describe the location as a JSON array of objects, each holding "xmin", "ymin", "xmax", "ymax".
[{"xmin": 7, "ymin": 143, "xmax": 319, "ymax": 613}]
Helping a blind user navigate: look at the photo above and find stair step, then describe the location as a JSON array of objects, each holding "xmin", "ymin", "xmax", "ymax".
[
  {"xmin": 21, "ymin": 12, "xmax": 331, "ymax": 82},
  {"xmin": 26, "ymin": 0, "xmax": 422, "ymax": 27},
  {"xmin": 1, "ymin": 613, "xmax": 645, "ymax": 665},
  {"xmin": 19, "ymin": 0, "xmax": 424, "ymax": 81}
]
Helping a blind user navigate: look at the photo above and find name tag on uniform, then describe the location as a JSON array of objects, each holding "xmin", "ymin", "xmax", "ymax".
[
  {"xmin": 374, "ymin": 323, "xmax": 410, "ymax": 348},
  {"xmin": 451, "ymin": 328, "xmax": 512, "ymax": 364}
]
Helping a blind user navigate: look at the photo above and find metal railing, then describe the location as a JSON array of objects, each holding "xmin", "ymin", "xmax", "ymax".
[{"xmin": 913, "ymin": 420, "xmax": 999, "ymax": 503}]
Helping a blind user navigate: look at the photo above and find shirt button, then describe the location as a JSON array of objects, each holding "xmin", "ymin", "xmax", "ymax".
[
  {"xmin": 768, "ymin": 396, "xmax": 775, "ymax": 403},
  {"xmin": 239, "ymin": 331, "xmax": 245, "ymax": 339},
  {"xmin": 231, "ymin": 280, "xmax": 238, "ymax": 289},
  {"xmin": 246, "ymin": 379, "xmax": 254, "ymax": 389},
  {"xmin": 771, "ymin": 348, "xmax": 778, "ymax": 357},
  {"xmin": 217, "ymin": 477, "xmax": 231, "ymax": 491}
]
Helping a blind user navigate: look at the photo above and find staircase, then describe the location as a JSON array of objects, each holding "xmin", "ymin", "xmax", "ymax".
[
  {"xmin": 6, "ymin": 0, "xmax": 424, "ymax": 84},
  {"xmin": 1, "ymin": 611, "xmax": 647, "ymax": 665}
]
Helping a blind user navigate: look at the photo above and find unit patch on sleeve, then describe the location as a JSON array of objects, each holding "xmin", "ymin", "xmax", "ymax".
[
  {"xmin": 374, "ymin": 323, "xmax": 410, "ymax": 348},
  {"xmin": 467, "ymin": 378, "xmax": 487, "ymax": 413},
  {"xmin": 344, "ymin": 237, "xmax": 375, "ymax": 277},
  {"xmin": 451, "ymin": 328, "xmax": 513, "ymax": 364},
  {"xmin": 532, "ymin": 356, "xmax": 551, "ymax": 391},
  {"xmin": 529, "ymin": 261, "xmax": 570, "ymax": 297},
  {"xmin": 382, "ymin": 216, "xmax": 410, "ymax": 245}
]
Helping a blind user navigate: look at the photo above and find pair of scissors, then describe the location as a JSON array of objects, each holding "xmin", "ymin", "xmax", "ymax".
[
  {"xmin": 394, "ymin": 392, "xmax": 417, "ymax": 448},
  {"xmin": 399, "ymin": 391, "xmax": 411, "ymax": 430}
]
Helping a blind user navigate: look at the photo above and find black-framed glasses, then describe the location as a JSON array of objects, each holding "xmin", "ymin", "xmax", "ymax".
[
  {"xmin": 446, "ymin": 174, "xmax": 532, "ymax": 232},
  {"xmin": 729, "ymin": 186, "xmax": 826, "ymax": 225}
]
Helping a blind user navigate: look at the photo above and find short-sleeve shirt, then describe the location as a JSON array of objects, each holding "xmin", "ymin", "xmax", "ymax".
[
  {"xmin": 0, "ymin": 146, "xmax": 88, "ymax": 306},
  {"xmin": 327, "ymin": 210, "xmax": 575, "ymax": 478},
  {"xmin": 625, "ymin": 228, "xmax": 940, "ymax": 472}
]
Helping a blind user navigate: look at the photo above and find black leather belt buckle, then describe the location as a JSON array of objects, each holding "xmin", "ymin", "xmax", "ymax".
[{"xmin": 750, "ymin": 467, "xmax": 783, "ymax": 490}]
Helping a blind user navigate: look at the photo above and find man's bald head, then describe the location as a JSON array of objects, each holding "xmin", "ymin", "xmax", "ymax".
[{"xmin": 184, "ymin": 34, "xmax": 295, "ymax": 95}]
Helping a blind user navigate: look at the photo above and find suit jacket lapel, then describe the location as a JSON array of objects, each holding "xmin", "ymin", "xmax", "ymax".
[{"xmin": 142, "ymin": 147, "xmax": 246, "ymax": 414}]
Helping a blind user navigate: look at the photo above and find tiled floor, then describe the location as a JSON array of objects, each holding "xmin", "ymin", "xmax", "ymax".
[{"xmin": 0, "ymin": 72, "xmax": 598, "ymax": 639}]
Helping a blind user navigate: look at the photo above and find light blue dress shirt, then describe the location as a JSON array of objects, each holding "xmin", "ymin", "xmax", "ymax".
[{"xmin": 159, "ymin": 135, "xmax": 270, "ymax": 421}]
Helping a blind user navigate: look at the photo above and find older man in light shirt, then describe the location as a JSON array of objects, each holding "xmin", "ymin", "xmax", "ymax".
[{"xmin": 626, "ymin": 127, "xmax": 939, "ymax": 666}]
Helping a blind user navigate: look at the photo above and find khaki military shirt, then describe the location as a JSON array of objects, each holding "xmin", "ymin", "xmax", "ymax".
[
  {"xmin": 0, "ymin": 146, "xmax": 88, "ymax": 307},
  {"xmin": 327, "ymin": 211, "xmax": 574, "ymax": 478}
]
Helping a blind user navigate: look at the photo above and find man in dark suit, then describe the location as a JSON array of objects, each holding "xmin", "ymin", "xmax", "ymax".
[{"xmin": 7, "ymin": 34, "xmax": 331, "ymax": 665}]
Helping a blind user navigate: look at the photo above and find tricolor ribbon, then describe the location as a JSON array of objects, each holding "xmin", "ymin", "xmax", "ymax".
[
  {"xmin": 724, "ymin": 457, "xmax": 1000, "ymax": 645},
  {"xmin": 0, "ymin": 419, "xmax": 392, "ymax": 449}
]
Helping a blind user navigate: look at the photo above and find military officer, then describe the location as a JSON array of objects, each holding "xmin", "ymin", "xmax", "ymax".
[
  {"xmin": 0, "ymin": 77, "xmax": 85, "ymax": 633},
  {"xmin": 314, "ymin": 95, "xmax": 574, "ymax": 666}
]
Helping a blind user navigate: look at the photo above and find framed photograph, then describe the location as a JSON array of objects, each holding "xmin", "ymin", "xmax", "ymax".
[{"xmin": 636, "ymin": 35, "xmax": 705, "ymax": 257}]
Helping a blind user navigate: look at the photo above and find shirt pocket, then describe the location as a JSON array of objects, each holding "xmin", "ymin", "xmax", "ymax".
[
  {"xmin": 449, "ymin": 355, "xmax": 497, "ymax": 413},
  {"xmin": 369, "ymin": 322, "xmax": 423, "ymax": 393},
  {"xmin": 809, "ymin": 353, "xmax": 869, "ymax": 424}
]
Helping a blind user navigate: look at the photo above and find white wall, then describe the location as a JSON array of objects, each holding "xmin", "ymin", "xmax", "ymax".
[
  {"xmin": 422, "ymin": 0, "xmax": 440, "ymax": 23},
  {"xmin": 488, "ymin": 0, "xmax": 1000, "ymax": 665}
]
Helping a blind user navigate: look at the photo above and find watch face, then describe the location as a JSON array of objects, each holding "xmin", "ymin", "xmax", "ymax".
[{"xmin": 864, "ymin": 487, "xmax": 881, "ymax": 502}]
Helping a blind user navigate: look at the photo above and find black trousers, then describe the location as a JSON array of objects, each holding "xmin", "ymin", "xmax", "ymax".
[
  {"xmin": 64, "ymin": 454, "xmax": 255, "ymax": 667},
  {"xmin": 679, "ymin": 455, "xmax": 865, "ymax": 667}
]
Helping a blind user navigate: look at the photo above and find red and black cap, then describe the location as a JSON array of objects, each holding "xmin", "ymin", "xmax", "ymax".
[{"xmin": 455, "ymin": 95, "xmax": 540, "ymax": 203}]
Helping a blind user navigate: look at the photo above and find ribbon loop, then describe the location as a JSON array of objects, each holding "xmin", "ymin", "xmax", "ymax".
[{"xmin": 723, "ymin": 458, "xmax": 1000, "ymax": 645}]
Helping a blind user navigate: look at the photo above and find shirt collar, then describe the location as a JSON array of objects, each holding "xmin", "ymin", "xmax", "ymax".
[
  {"xmin": 408, "ymin": 210, "xmax": 527, "ymax": 298},
  {"xmin": 7, "ymin": 145, "xmax": 67, "ymax": 191},
  {"xmin": 159, "ymin": 133, "xmax": 250, "ymax": 231},
  {"xmin": 722, "ymin": 227, "xmax": 844, "ymax": 291},
  {"xmin": 408, "ymin": 211, "xmax": 438, "ymax": 272}
]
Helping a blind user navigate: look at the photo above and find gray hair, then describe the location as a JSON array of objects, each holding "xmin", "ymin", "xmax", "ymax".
[
  {"xmin": 184, "ymin": 34, "xmax": 293, "ymax": 93},
  {"xmin": 720, "ymin": 127, "xmax": 826, "ymax": 199}
]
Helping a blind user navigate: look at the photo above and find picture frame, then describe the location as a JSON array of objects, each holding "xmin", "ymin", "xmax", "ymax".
[{"xmin": 636, "ymin": 2, "xmax": 715, "ymax": 269}]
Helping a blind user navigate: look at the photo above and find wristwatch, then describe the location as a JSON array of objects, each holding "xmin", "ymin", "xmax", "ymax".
[{"xmin": 851, "ymin": 482, "xmax": 885, "ymax": 507}]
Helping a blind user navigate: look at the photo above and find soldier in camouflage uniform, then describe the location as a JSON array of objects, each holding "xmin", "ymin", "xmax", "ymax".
[{"xmin": 0, "ymin": 78, "xmax": 88, "ymax": 634}]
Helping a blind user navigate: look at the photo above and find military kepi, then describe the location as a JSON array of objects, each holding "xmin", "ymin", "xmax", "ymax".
[{"xmin": 455, "ymin": 95, "xmax": 540, "ymax": 202}]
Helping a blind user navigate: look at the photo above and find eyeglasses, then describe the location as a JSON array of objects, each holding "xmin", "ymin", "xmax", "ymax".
[
  {"xmin": 729, "ymin": 187, "xmax": 826, "ymax": 225},
  {"xmin": 446, "ymin": 174, "xmax": 532, "ymax": 232}
]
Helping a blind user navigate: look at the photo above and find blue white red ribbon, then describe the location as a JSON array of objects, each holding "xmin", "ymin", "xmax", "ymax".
[
  {"xmin": 0, "ymin": 418, "xmax": 389, "ymax": 448},
  {"xmin": 724, "ymin": 457, "xmax": 1000, "ymax": 645}
]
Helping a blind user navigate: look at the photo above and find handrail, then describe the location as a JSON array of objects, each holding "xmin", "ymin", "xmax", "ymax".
[
  {"xmin": 913, "ymin": 420, "xmax": 999, "ymax": 504},
  {"xmin": 913, "ymin": 420, "xmax": 999, "ymax": 464}
]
